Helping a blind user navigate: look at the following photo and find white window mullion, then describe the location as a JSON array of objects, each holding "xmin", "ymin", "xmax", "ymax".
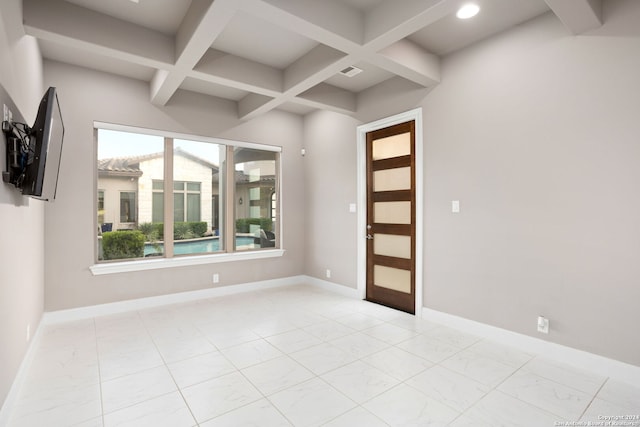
[{"xmin": 163, "ymin": 137, "xmax": 174, "ymax": 258}]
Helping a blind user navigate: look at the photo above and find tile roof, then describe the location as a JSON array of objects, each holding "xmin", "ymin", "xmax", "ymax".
[{"xmin": 98, "ymin": 148, "xmax": 218, "ymax": 176}]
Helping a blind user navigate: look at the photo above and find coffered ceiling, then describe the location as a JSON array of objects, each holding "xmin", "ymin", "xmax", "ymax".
[{"xmin": 22, "ymin": 0, "xmax": 603, "ymax": 119}]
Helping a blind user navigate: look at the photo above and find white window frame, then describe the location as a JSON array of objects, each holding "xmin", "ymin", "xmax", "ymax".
[{"xmin": 91, "ymin": 122, "xmax": 284, "ymax": 275}]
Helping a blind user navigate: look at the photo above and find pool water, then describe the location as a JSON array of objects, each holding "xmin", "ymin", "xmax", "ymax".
[{"xmin": 144, "ymin": 236, "xmax": 257, "ymax": 256}]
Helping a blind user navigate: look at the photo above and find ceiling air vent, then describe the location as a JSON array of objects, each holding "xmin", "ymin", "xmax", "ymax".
[{"xmin": 339, "ymin": 66, "xmax": 363, "ymax": 77}]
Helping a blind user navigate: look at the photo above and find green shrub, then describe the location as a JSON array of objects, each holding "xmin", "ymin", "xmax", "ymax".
[
  {"xmin": 102, "ymin": 230, "xmax": 145, "ymax": 260},
  {"xmin": 174, "ymin": 222, "xmax": 194, "ymax": 240},
  {"xmin": 235, "ymin": 217, "xmax": 272, "ymax": 233},
  {"xmin": 190, "ymin": 221, "xmax": 207, "ymax": 237},
  {"xmin": 138, "ymin": 222, "xmax": 159, "ymax": 242},
  {"xmin": 154, "ymin": 223, "xmax": 164, "ymax": 240}
]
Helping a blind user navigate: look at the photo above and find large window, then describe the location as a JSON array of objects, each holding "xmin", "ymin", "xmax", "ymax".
[
  {"xmin": 234, "ymin": 147, "xmax": 278, "ymax": 251},
  {"xmin": 96, "ymin": 126, "xmax": 279, "ymax": 263}
]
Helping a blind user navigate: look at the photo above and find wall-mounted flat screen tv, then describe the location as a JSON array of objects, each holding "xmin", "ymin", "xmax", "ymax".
[{"xmin": 2, "ymin": 87, "xmax": 64, "ymax": 201}]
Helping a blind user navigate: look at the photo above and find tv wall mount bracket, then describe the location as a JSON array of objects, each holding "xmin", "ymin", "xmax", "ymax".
[{"xmin": 2, "ymin": 119, "xmax": 32, "ymax": 188}]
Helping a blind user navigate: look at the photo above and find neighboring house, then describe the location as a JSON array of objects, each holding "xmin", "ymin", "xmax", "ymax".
[
  {"xmin": 230, "ymin": 161, "xmax": 277, "ymax": 224},
  {"xmin": 98, "ymin": 149, "xmax": 276, "ymax": 234},
  {"xmin": 98, "ymin": 148, "xmax": 217, "ymax": 232}
]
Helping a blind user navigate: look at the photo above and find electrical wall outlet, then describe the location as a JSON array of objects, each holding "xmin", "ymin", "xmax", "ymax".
[
  {"xmin": 325, "ymin": 269, "xmax": 331, "ymax": 279},
  {"xmin": 212, "ymin": 273, "xmax": 219, "ymax": 284},
  {"xmin": 537, "ymin": 316, "xmax": 549, "ymax": 334}
]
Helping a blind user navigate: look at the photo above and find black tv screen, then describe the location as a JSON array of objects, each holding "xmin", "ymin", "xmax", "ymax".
[{"xmin": 22, "ymin": 87, "xmax": 64, "ymax": 201}]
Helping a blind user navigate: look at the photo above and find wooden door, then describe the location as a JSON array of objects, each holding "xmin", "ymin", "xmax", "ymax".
[{"xmin": 366, "ymin": 121, "xmax": 416, "ymax": 314}]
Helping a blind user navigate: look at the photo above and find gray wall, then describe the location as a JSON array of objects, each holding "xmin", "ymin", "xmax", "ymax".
[
  {"xmin": 422, "ymin": 5, "xmax": 640, "ymax": 366},
  {"xmin": 304, "ymin": 3, "xmax": 640, "ymax": 366},
  {"xmin": 0, "ymin": 0, "xmax": 44, "ymax": 410},
  {"xmin": 43, "ymin": 61, "xmax": 306, "ymax": 310},
  {"xmin": 303, "ymin": 111, "xmax": 360, "ymax": 287}
]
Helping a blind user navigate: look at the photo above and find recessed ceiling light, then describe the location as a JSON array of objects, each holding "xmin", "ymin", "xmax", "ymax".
[
  {"xmin": 456, "ymin": 3, "xmax": 480, "ymax": 19},
  {"xmin": 130, "ymin": 0, "xmax": 139, "ymax": 3}
]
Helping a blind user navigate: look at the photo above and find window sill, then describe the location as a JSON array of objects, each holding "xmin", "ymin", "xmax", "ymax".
[{"xmin": 89, "ymin": 249, "xmax": 285, "ymax": 276}]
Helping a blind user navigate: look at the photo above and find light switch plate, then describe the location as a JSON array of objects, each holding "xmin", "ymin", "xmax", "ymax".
[{"xmin": 452, "ymin": 200, "xmax": 460, "ymax": 213}]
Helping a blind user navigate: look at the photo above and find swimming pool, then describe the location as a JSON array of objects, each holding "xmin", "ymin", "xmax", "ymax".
[{"xmin": 144, "ymin": 236, "xmax": 257, "ymax": 256}]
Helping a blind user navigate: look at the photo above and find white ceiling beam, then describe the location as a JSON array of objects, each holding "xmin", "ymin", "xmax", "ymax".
[
  {"xmin": 284, "ymin": 45, "xmax": 348, "ymax": 91},
  {"xmin": 238, "ymin": 47, "xmax": 355, "ymax": 120},
  {"xmin": 238, "ymin": 93, "xmax": 277, "ymax": 120},
  {"xmin": 545, "ymin": 0, "xmax": 602, "ymax": 34},
  {"xmin": 296, "ymin": 83, "xmax": 357, "ymax": 112},
  {"xmin": 150, "ymin": 70, "xmax": 200, "ymax": 106},
  {"xmin": 23, "ymin": 0, "xmax": 174, "ymax": 69},
  {"xmin": 176, "ymin": 0, "xmax": 214, "ymax": 59},
  {"xmin": 375, "ymin": 39, "xmax": 440, "ymax": 87},
  {"xmin": 287, "ymin": 96, "xmax": 357, "ymax": 116},
  {"xmin": 355, "ymin": 76, "xmax": 433, "ymax": 122},
  {"xmin": 192, "ymin": 49, "xmax": 283, "ymax": 96},
  {"xmin": 237, "ymin": 52, "xmax": 360, "ymax": 120},
  {"xmin": 0, "ymin": 0, "xmax": 25, "ymax": 41},
  {"xmin": 150, "ymin": 0, "xmax": 236, "ymax": 105}
]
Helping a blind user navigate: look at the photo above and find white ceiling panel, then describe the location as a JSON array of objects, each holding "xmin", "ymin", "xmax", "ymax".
[
  {"xmin": 324, "ymin": 61, "xmax": 395, "ymax": 93},
  {"xmin": 180, "ymin": 77, "xmax": 249, "ymax": 101},
  {"xmin": 39, "ymin": 39, "xmax": 156, "ymax": 81},
  {"xmin": 211, "ymin": 11, "xmax": 319, "ymax": 70},
  {"xmin": 64, "ymin": 0, "xmax": 192, "ymax": 35},
  {"xmin": 337, "ymin": 0, "xmax": 385, "ymax": 13},
  {"xmin": 407, "ymin": 0, "xmax": 550, "ymax": 56}
]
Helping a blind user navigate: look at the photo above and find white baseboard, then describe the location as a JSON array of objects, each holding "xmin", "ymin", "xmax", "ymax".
[
  {"xmin": 422, "ymin": 307, "xmax": 640, "ymax": 386},
  {"xmin": 43, "ymin": 275, "xmax": 308, "ymax": 324},
  {"xmin": 304, "ymin": 276, "xmax": 360, "ymax": 299},
  {"xmin": 0, "ymin": 321, "xmax": 44, "ymax": 427},
  {"xmin": 42, "ymin": 275, "xmax": 359, "ymax": 325}
]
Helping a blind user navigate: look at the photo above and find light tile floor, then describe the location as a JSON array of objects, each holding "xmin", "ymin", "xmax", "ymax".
[{"xmin": 5, "ymin": 284, "xmax": 640, "ymax": 427}]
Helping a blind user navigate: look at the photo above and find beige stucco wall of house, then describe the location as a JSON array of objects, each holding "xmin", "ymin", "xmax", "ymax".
[{"xmin": 137, "ymin": 156, "xmax": 161, "ymax": 226}]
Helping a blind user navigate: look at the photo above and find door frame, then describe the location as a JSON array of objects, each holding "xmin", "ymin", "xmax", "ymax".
[{"xmin": 356, "ymin": 108, "xmax": 423, "ymax": 316}]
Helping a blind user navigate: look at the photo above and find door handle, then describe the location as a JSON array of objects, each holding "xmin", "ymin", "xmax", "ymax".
[{"xmin": 366, "ymin": 234, "xmax": 373, "ymax": 240}]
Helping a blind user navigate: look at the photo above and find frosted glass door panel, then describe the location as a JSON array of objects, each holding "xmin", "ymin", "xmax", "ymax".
[
  {"xmin": 373, "ymin": 265, "xmax": 411, "ymax": 293},
  {"xmin": 374, "ymin": 167, "xmax": 411, "ymax": 192},
  {"xmin": 372, "ymin": 133, "xmax": 411, "ymax": 160},
  {"xmin": 374, "ymin": 234, "xmax": 411, "ymax": 259},
  {"xmin": 374, "ymin": 201, "xmax": 411, "ymax": 224}
]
